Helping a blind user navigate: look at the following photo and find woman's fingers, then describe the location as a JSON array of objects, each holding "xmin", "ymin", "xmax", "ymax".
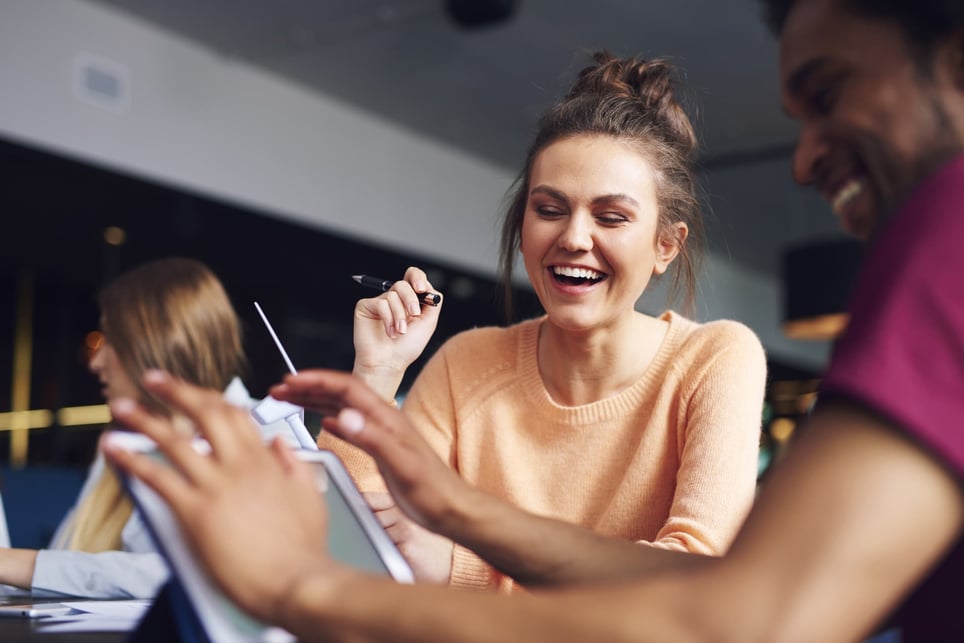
[
  {"xmin": 357, "ymin": 296, "xmax": 403, "ymax": 338},
  {"xmin": 364, "ymin": 491, "xmax": 395, "ymax": 511},
  {"xmin": 357, "ymin": 271, "xmax": 437, "ymax": 339},
  {"xmin": 403, "ymin": 266, "xmax": 431, "ymax": 297}
]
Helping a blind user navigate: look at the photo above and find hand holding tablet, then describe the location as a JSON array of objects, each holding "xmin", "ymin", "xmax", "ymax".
[{"xmin": 103, "ymin": 371, "xmax": 412, "ymax": 642}]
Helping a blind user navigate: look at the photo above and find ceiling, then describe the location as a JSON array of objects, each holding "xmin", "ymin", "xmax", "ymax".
[
  {"xmin": 4, "ymin": 0, "xmax": 845, "ymax": 326},
  {"xmin": 2, "ymin": 1, "xmax": 833, "ymax": 468},
  {"xmin": 87, "ymin": 0, "xmax": 796, "ymax": 169},
  {"xmin": 77, "ymin": 0, "xmax": 845, "ymax": 278}
]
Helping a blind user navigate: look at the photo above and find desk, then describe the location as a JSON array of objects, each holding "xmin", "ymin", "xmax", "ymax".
[{"xmin": 0, "ymin": 617, "xmax": 126, "ymax": 643}]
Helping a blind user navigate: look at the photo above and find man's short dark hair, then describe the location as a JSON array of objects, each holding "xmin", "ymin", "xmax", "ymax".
[{"xmin": 760, "ymin": 0, "xmax": 964, "ymax": 57}]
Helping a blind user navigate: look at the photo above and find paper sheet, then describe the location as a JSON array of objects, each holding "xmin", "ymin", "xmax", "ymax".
[{"xmin": 35, "ymin": 599, "xmax": 150, "ymax": 634}]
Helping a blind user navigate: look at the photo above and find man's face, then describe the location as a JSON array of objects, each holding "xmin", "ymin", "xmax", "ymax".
[{"xmin": 779, "ymin": 0, "xmax": 964, "ymax": 239}]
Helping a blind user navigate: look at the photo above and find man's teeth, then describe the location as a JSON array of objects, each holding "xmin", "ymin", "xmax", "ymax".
[
  {"xmin": 553, "ymin": 266, "xmax": 603, "ymax": 280},
  {"xmin": 831, "ymin": 179, "xmax": 863, "ymax": 214}
]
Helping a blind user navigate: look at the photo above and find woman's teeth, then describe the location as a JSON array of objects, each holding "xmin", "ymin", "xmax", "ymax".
[{"xmin": 553, "ymin": 266, "xmax": 602, "ymax": 280}]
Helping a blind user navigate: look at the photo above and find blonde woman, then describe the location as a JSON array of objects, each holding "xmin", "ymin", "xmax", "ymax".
[{"xmin": 0, "ymin": 257, "xmax": 290, "ymax": 598}]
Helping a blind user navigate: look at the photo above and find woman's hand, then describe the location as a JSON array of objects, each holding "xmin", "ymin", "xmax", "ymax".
[
  {"xmin": 103, "ymin": 370, "xmax": 345, "ymax": 624},
  {"xmin": 365, "ymin": 492, "xmax": 453, "ymax": 584},
  {"xmin": 0, "ymin": 548, "xmax": 39, "ymax": 589},
  {"xmin": 352, "ymin": 267, "xmax": 442, "ymax": 401}
]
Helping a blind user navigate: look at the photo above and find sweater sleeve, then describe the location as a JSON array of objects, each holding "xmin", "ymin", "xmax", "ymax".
[
  {"xmin": 317, "ymin": 430, "xmax": 386, "ymax": 493},
  {"xmin": 405, "ymin": 334, "xmax": 515, "ymax": 592},
  {"xmin": 32, "ymin": 550, "xmax": 167, "ymax": 599},
  {"xmin": 401, "ymin": 343, "xmax": 460, "ymax": 470},
  {"xmin": 647, "ymin": 322, "xmax": 766, "ymax": 555},
  {"xmin": 316, "ymin": 340, "xmax": 461, "ymax": 492},
  {"xmin": 32, "ymin": 508, "xmax": 168, "ymax": 599},
  {"xmin": 317, "ymin": 336, "xmax": 468, "ymax": 494}
]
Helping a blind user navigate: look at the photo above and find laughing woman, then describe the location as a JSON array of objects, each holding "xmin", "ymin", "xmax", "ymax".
[{"xmin": 321, "ymin": 51, "xmax": 767, "ymax": 591}]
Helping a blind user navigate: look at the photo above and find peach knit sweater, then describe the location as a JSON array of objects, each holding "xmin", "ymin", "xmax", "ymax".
[{"xmin": 319, "ymin": 311, "xmax": 766, "ymax": 591}]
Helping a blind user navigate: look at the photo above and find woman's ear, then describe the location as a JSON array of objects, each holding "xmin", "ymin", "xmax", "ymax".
[{"xmin": 653, "ymin": 222, "xmax": 688, "ymax": 275}]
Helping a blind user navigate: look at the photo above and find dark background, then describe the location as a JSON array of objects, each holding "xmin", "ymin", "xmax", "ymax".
[
  {"xmin": 0, "ymin": 134, "xmax": 815, "ymax": 472},
  {"xmin": 0, "ymin": 135, "xmax": 544, "ymax": 468}
]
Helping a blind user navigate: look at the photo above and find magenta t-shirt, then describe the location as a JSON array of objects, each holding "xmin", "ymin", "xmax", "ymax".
[{"xmin": 820, "ymin": 154, "xmax": 964, "ymax": 640}]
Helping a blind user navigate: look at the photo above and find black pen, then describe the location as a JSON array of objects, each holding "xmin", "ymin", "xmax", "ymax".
[{"xmin": 352, "ymin": 274, "xmax": 441, "ymax": 306}]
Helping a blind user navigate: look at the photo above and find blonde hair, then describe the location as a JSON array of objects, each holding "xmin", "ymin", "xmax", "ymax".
[{"xmin": 60, "ymin": 257, "xmax": 244, "ymax": 552}]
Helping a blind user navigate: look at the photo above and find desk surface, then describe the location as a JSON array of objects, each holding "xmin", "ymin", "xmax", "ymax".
[{"xmin": 0, "ymin": 617, "xmax": 126, "ymax": 643}]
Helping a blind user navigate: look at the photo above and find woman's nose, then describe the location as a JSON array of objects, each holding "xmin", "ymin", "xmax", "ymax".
[
  {"xmin": 88, "ymin": 345, "xmax": 104, "ymax": 374},
  {"xmin": 557, "ymin": 214, "xmax": 593, "ymax": 252}
]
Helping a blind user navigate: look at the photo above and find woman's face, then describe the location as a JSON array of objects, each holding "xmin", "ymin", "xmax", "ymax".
[
  {"xmin": 520, "ymin": 134, "xmax": 683, "ymax": 333},
  {"xmin": 88, "ymin": 335, "xmax": 140, "ymax": 404}
]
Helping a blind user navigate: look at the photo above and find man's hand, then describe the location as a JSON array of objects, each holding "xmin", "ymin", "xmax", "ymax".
[
  {"xmin": 103, "ymin": 370, "xmax": 342, "ymax": 624},
  {"xmin": 270, "ymin": 369, "xmax": 475, "ymax": 537}
]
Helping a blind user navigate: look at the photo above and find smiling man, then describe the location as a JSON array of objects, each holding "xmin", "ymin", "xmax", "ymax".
[
  {"xmin": 103, "ymin": 2, "xmax": 964, "ymax": 642},
  {"xmin": 763, "ymin": 0, "xmax": 964, "ymax": 639}
]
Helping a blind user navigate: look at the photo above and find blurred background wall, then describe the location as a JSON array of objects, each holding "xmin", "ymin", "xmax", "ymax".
[{"xmin": 1, "ymin": 0, "xmax": 850, "ymax": 503}]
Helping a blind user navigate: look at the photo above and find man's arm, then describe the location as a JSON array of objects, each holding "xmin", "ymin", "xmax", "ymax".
[
  {"xmin": 710, "ymin": 400, "xmax": 963, "ymax": 641},
  {"xmin": 290, "ymin": 372, "xmax": 964, "ymax": 639},
  {"xmin": 107, "ymin": 371, "xmax": 964, "ymax": 643}
]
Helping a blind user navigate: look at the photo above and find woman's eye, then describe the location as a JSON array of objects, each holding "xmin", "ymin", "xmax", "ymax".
[
  {"xmin": 597, "ymin": 214, "xmax": 627, "ymax": 225},
  {"xmin": 536, "ymin": 206, "xmax": 564, "ymax": 218}
]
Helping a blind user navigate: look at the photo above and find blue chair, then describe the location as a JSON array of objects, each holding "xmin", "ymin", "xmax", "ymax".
[{"xmin": 0, "ymin": 466, "xmax": 87, "ymax": 549}]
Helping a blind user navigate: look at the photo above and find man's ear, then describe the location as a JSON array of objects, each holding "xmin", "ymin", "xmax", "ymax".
[{"xmin": 653, "ymin": 222, "xmax": 688, "ymax": 275}]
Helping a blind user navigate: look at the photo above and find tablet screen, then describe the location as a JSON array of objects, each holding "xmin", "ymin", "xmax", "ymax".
[
  {"xmin": 310, "ymin": 450, "xmax": 414, "ymax": 583},
  {"xmin": 323, "ymin": 466, "xmax": 390, "ymax": 575}
]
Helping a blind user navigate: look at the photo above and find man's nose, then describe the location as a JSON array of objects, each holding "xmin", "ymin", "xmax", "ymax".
[{"xmin": 792, "ymin": 123, "xmax": 830, "ymax": 187}]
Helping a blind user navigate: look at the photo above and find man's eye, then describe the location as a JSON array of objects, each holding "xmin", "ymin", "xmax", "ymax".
[
  {"xmin": 809, "ymin": 82, "xmax": 839, "ymax": 114},
  {"xmin": 814, "ymin": 91, "xmax": 833, "ymax": 112}
]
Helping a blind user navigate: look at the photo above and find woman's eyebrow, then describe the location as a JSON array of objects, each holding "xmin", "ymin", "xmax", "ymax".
[
  {"xmin": 529, "ymin": 185, "xmax": 568, "ymax": 201},
  {"xmin": 591, "ymin": 193, "xmax": 640, "ymax": 209}
]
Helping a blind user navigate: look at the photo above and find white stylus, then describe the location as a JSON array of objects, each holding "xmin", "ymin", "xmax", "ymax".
[
  {"xmin": 251, "ymin": 302, "xmax": 316, "ymax": 450},
  {"xmin": 254, "ymin": 301, "xmax": 298, "ymax": 375}
]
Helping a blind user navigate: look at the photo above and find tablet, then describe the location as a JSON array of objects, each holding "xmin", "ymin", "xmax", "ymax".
[{"xmin": 107, "ymin": 432, "xmax": 413, "ymax": 642}]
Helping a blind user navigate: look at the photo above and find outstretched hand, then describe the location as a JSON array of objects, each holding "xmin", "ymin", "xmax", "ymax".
[
  {"xmin": 270, "ymin": 369, "xmax": 474, "ymax": 537},
  {"xmin": 102, "ymin": 370, "xmax": 343, "ymax": 624},
  {"xmin": 353, "ymin": 266, "xmax": 442, "ymax": 401}
]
